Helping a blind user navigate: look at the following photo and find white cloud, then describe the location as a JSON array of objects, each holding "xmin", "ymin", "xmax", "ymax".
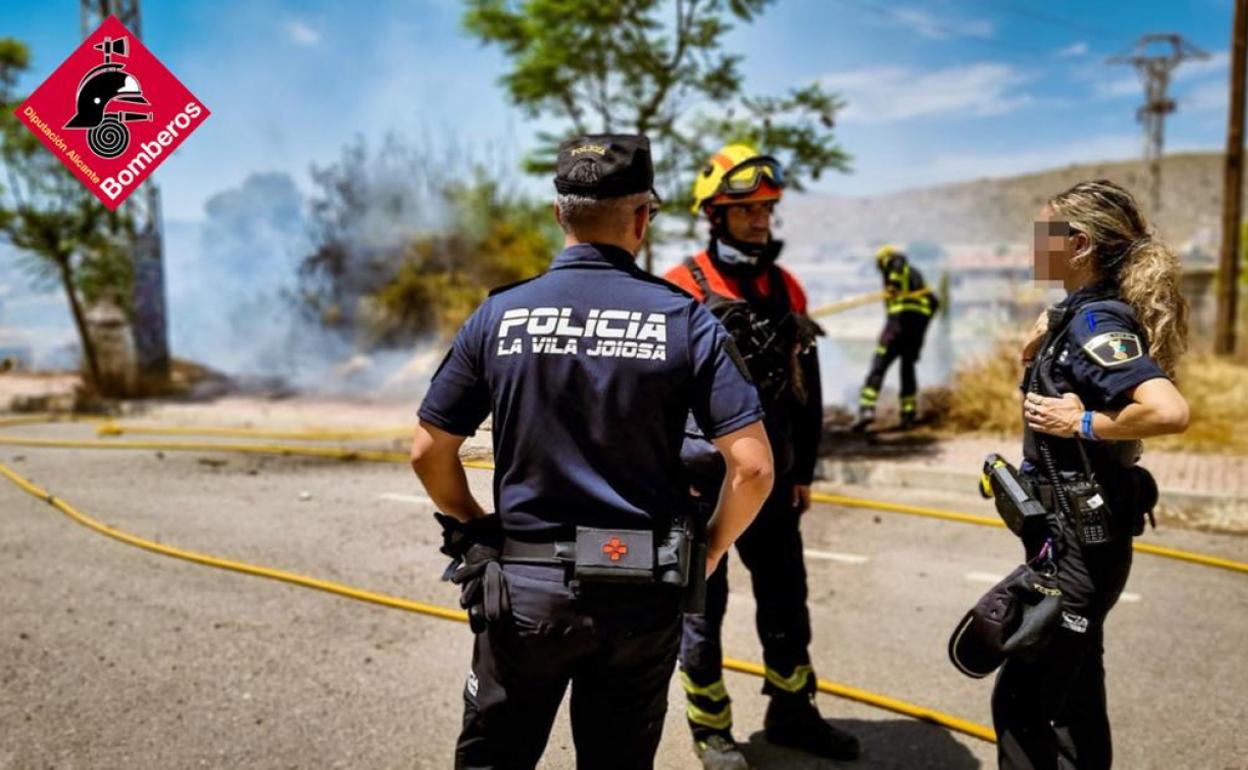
[
  {"xmin": 1093, "ymin": 73, "xmax": 1141, "ymax": 98},
  {"xmin": 1056, "ymin": 41, "xmax": 1089, "ymax": 59},
  {"xmin": 889, "ymin": 6, "xmax": 994, "ymax": 40},
  {"xmin": 917, "ymin": 133, "xmax": 1142, "ymax": 186},
  {"xmin": 821, "ymin": 63, "xmax": 1030, "ymax": 123},
  {"xmin": 1174, "ymin": 50, "xmax": 1229, "ymax": 81},
  {"xmin": 820, "ymin": 132, "xmax": 1145, "ymax": 197},
  {"xmin": 285, "ymin": 20, "xmax": 321, "ymax": 47},
  {"xmin": 1183, "ymin": 79, "xmax": 1228, "ymax": 113}
]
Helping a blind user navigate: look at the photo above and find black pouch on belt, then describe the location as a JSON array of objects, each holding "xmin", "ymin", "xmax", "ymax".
[
  {"xmin": 1124, "ymin": 465, "xmax": 1160, "ymax": 536},
  {"xmin": 574, "ymin": 527, "xmax": 656, "ymax": 584}
]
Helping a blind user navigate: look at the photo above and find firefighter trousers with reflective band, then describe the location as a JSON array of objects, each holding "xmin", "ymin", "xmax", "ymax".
[
  {"xmin": 992, "ymin": 527, "xmax": 1133, "ymax": 770},
  {"xmin": 860, "ymin": 313, "xmax": 931, "ymax": 414},
  {"xmin": 679, "ymin": 480, "xmax": 814, "ymax": 737},
  {"xmin": 456, "ymin": 563, "xmax": 682, "ymax": 770}
]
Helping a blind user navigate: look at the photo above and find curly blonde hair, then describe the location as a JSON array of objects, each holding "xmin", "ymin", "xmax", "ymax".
[{"xmin": 1047, "ymin": 179, "xmax": 1189, "ymax": 376}]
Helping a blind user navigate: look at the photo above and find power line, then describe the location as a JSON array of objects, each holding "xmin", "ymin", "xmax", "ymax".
[
  {"xmin": 1108, "ymin": 34, "xmax": 1211, "ymax": 212},
  {"xmin": 954, "ymin": 0, "xmax": 1114, "ymax": 39}
]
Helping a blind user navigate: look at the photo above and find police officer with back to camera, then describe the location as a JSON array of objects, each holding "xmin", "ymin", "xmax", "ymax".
[
  {"xmin": 665, "ymin": 144, "xmax": 860, "ymax": 769},
  {"xmin": 410, "ymin": 134, "xmax": 775, "ymax": 770},
  {"xmin": 994, "ymin": 180, "xmax": 1189, "ymax": 769},
  {"xmin": 851, "ymin": 244, "xmax": 939, "ymax": 432}
]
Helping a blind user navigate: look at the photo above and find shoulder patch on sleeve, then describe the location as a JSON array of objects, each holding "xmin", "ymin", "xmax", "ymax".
[{"xmin": 1082, "ymin": 331, "xmax": 1144, "ymax": 367}]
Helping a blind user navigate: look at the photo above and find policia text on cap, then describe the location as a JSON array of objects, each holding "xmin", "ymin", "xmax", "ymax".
[{"xmin": 410, "ymin": 134, "xmax": 774, "ymax": 770}]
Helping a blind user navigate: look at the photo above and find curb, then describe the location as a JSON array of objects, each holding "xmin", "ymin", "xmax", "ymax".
[{"xmin": 815, "ymin": 458, "xmax": 1248, "ymax": 535}]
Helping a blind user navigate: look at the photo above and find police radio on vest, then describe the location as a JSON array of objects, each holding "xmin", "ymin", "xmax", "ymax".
[{"xmin": 496, "ymin": 307, "xmax": 668, "ymax": 361}]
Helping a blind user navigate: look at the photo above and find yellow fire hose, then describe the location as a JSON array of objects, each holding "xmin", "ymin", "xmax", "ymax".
[
  {"xmin": 0, "ymin": 429, "xmax": 1243, "ymax": 576},
  {"xmin": 0, "ymin": 460, "xmax": 996, "ymax": 744},
  {"xmin": 809, "ymin": 286, "xmax": 936, "ymax": 320},
  {"xmin": 96, "ymin": 422, "xmax": 417, "ymax": 442},
  {"xmin": 809, "ymin": 291, "xmax": 886, "ymax": 319}
]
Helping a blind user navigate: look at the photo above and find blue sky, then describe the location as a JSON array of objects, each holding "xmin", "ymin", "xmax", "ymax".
[{"xmin": 2, "ymin": 0, "xmax": 1240, "ymax": 223}]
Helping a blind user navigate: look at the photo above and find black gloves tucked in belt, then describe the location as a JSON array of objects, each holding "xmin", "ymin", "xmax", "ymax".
[{"xmin": 434, "ymin": 512, "xmax": 509, "ymax": 632}]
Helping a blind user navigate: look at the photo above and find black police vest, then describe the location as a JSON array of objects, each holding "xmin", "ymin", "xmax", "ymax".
[{"xmin": 681, "ymin": 256, "xmax": 808, "ymax": 406}]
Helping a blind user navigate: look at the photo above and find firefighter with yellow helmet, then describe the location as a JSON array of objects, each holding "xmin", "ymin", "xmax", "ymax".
[
  {"xmin": 665, "ymin": 144, "xmax": 860, "ymax": 769},
  {"xmin": 851, "ymin": 244, "xmax": 940, "ymax": 431}
]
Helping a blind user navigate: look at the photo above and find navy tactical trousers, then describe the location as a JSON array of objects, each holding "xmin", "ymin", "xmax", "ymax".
[
  {"xmin": 456, "ymin": 563, "xmax": 682, "ymax": 770},
  {"xmin": 992, "ymin": 530, "xmax": 1133, "ymax": 769}
]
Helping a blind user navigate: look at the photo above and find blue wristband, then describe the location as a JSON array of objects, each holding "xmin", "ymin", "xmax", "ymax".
[{"xmin": 1080, "ymin": 411, "xmax": 1098, "ymax": 441}]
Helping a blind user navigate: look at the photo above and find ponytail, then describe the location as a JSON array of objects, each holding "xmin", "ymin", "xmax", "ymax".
[{"xmin": 1118, "ymin": 237, "xmax": 1188, "ymax": 377}]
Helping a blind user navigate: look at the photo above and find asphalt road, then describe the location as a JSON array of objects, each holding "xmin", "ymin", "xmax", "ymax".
[{"xmin": 1, "ymin": 424, "xmax": 1246, "ymax": 769}]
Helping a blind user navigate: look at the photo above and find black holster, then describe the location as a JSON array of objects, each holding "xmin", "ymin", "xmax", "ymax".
[{"xmin": 677, "ymin": 498, "xmax": 712, "ymax": 614}]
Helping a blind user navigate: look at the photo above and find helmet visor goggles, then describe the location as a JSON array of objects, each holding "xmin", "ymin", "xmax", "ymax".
[{"xmin": 720, "ymin": 156, "xmax": 785, "ymax": 195}]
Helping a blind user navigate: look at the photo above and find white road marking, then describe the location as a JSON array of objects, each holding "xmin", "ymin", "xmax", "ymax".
[
  {"xmin": 379, "ymin": 493, "xmax": 434, "ymax": 506},
  {"xmin": 803, "ymin": 549, "xmax": 869, "ymax": 564},
  {"xmin": 964, "ymin": 572, "xmax": 1142, "ymax": 603}
]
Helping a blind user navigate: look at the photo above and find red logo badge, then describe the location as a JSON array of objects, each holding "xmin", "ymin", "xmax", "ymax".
[
  {"xmin": 13, "ymin": 15, "xmax": 210, "ymax": 210},
  {"xmin": 602, "ymin": 537, "xmax": 629, "ymax": 561}
]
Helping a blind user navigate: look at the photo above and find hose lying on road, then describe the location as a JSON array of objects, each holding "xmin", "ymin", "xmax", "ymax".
[
  {"xmin": 808, "ymin": 491, "xmax": 1248, "ymax": 575},
  {"xmin": 2, "ymin": 430, "xmax": 1243, "ymax": 576},
  {"xmin": 96, "ymin": 422, "xmax": 417, "ymax": 442},
  {"xmin": 0, "ymin": 460, "xmax": 997, "ymax": 744}
]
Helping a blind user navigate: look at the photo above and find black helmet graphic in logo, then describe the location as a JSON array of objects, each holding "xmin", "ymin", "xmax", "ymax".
[{"xmin": 63, "ymin": 36, "xmax": 153, "ymax": 159}]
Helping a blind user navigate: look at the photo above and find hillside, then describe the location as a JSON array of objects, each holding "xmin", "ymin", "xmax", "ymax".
[{"xmin": 782, "ymin": 151, "xmax": 1236, "ymax": 258}]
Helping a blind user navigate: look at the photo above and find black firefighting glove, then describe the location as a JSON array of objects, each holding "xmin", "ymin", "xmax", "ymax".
[
  {"xmin": 434, "ymin": 512, "xmax": 507, "ymax": 632},
  {"xmin": 435, "ymin": 511, "xmax": 502, "ymax": 561}
]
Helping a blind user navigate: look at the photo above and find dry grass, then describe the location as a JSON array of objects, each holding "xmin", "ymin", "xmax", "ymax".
[
  {"xmin": 1153, "ymin": 354, "xmax": 1248, "ymax": 454},
  {"xmin": 931, "ymin": 338, "xmax": 1027, "ymax": 436},
  {"xmin": 933, "ymin": 343, "xmax": 1248, "ymax": 455}
]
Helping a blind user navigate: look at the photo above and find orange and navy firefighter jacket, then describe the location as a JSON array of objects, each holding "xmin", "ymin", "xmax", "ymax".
[{"xmin": 665, "ymin": 249, "xmax": 822, "ymax": 486}]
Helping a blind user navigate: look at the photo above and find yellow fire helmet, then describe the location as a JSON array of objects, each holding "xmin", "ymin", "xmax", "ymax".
[
  {"xmin": 691, "ymin": 143, "xmax": 785, "ymax": 214},
  {"xmin": 875, "ymin": 244, "xmax": 904, "ymax": 267}
]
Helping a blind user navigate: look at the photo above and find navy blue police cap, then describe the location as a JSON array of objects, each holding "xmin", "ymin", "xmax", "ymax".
[{"xmin": 554, "ymin": 134, "xmax": 654, "ymax": 199}]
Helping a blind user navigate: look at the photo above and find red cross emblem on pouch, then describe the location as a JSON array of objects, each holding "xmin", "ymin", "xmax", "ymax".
[{"xmin": 602, "ymin": 537, "xmax": 629, "ymax": 561}]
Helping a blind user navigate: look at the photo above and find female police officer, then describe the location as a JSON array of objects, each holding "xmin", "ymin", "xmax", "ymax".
[{"xmin": 996, "ymin": 179, "xmax": 1190, "ymax": 769}]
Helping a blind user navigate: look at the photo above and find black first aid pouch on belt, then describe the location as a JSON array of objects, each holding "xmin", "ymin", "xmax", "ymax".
[{"xmin": 574, "ymin": 527, "xmax": 656, "ymax": 583}]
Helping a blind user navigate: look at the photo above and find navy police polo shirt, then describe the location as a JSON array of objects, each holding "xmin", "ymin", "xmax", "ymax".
[
  {"xmin": 1043, "ymin": 284, "xmax": 1168, "ymax": 411},
  {"xmin": 1022, "ymin": 283, "xmax": 1168, "ymax": 472},
  {"xmin": 419, "ymin": 243, "xmax": 764, "ymax": 540}
]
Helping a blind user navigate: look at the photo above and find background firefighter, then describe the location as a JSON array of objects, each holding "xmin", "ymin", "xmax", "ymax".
[
  {"xmin": 852, "ymin": 244, "xmax": 940, "ymax": 432},
  {"xmin": 665, "ymin": 144, "xmax": 860, "ymax": 769}
]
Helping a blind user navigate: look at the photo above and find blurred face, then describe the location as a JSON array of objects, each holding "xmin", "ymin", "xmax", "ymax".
[
  {"xmin": 721, "ymin": 200, "xmax": 776, "ymax": 244},
  {"xmin": 1032, "ymin": 206, "xmax": 1087, "ymax": 287}
]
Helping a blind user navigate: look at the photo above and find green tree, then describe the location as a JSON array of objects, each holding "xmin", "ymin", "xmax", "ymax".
[
  {"xmin": 463, "ymin": 0, "xmax": 850, "ymax": 265},
  {"xmin": 298, "ymin": 135, "xmax": 558, "ymax": 344},
  {"xmin": 369, "ymin": 174, "xmax": 558, "ymax": 343},
  {"xmin": 0, "ymin": 37, "xmax": 134, "ymax": 388}
]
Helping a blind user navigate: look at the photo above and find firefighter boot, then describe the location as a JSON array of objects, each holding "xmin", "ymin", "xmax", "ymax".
[
  {"xmin": 764, "ymin": 694, "xmax": 861, "ymax": 760},
  {"xmin": 694, "ymin": 733, "xmax": 752, "ymax": 770},
  {"xmin": 851, "ymin": 406, "xmax": 875, "ymax": 433},
  {"xmin": 899, "ymin": 395, "xmax": 918, "ymax": 430}
]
